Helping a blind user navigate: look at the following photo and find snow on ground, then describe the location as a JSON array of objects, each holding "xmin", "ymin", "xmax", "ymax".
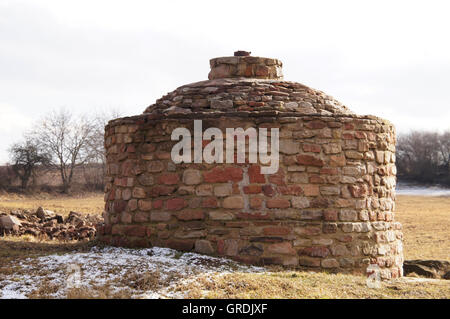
[
  {"xmin": 0, "ymin": 246, "xmax": 266, "ymax": 299},
  {"xmin": 396, "ymin": 185, "xmax": 450, "ymax": 196}
]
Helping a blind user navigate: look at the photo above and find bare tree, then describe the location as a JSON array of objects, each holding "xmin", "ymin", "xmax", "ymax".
[
  {"xmin": 437, "ymin": 131, "xmax": 450, "ymax": 170},
  {"xmin": 30, "ymin": 109, "xmax": 97, "ymax": 193},
  {"xmin": 397, "ymin": 130, "xmax": 450, "ymax": 185},
  {"xmin": 8, "ymin": 139, "xmax": 51, "ymax": 189},
  {"xmin": 82, "ymin": 109, "xmax": 122, "ymax": 190},
  {"xmin": 90, "ymin": 109, "xmax": 122, "ymax": 164}
]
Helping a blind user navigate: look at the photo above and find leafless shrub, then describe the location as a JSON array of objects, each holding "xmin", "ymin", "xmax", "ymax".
[
  {"xmin": 0, "ymin": 164, "xmax": 15, "ymax": 189},
  {"xmin": 8, "ymin": 139, "xmax": 51, "ymax": 189}
]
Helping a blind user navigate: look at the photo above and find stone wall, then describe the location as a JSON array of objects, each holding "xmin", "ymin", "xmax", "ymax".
[
  {"xmin": 209, "ymin": 56, "xmax": 283, "ymax": 80},
  {"xmin": 98, "ymin": 110, "xmax": 404, "ymax": 279}
]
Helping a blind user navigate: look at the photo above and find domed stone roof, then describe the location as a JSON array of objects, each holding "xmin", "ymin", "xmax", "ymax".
[{"xmin": 143, "ymin": 52, "xmax": 354, "ymax": 117}]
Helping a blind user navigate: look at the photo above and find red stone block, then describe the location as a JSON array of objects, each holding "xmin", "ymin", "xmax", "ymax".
[
  {"xmin": 303, "ymin": 184, "xmax": 320, "ymax": 196},
  {"xmin": 343, "ymin": 133, "xmax": 354, "ymax": 139},
  {"xmin": 203, "ymin": 167, "xmax": 243, "ymax": 183},
  {"xmin": 152, "ymin": 199, "xmax": 163, "ymax": 209},
  {"xmin": 201, "ymin": 197, "xmax": 218, "ymax": 208},
  {"xmin": 121, "ymin": 161, "xmax": 136, "ymax": 176},
  {"xmin": 255, "ymin": 65, "xmax": 269, "ymax": 76},
  {"xmin": 125, "ymin": 225, "xmax": 147, "ymax": 237},
  {"xmin": 244, "ymin": 65, "xmax": 253, "ymax": 77},
  {"xmin": 306, "ymin": 120, "xmax": 326, "ymax": 129},
  {"xmin": 262, "ymin": 185, "xmax": 276, "ymax": 197},
  {"xmin": 297, "ymin": 155, "xmax": 324, "ymax": 167},
  {"xmin": 166, "ymin": 198, "xmax": 187, "ymax": 210},
  {"xmin": 113, "ymin": 200, "xmax": 127, "ymax": 214},
  {"xmin": 344, "ymin": 123, "xmax": 355, "ymax": 130},
  {"xmin": 278, "ymin": 185, "xmax": 303, "ymax": 196},
  {"xmin": 299, "ymin": 246, "xmax": 330, "ymax": 258},
  {"xmin": 267, "ymin": 242, "xmax": 296, "ymax": 255},
  {"xmin": 248, "ymin": 101, "xmax": 265, "ymax": 107},
  {"xmin": 243, "ymin": 185, "xmax": 262, "ymax": 194},
  {"xmin": 302, "ymin": 144, "xmax": 321, "ymax": 153},
  {"xmin": 248, "ymin": 165, "xmax": 266, "ymax": 183},
  {"xmin": 225, "ymin": 167, "xmax": 244, "ymax": 181},
  {"xmin": 263, "ymin": 226, "xmax": 291, "ymax": 236},
  {"xmin": 177, "ymin": 210, "xmax": 205, "ymax": 221},
  {"xmin": 149, "ymin": 185, "xmax": 176, "ymax": 197},
  {"xmin": 268, "ymin": 172, "xmax": 285, "ymax": 186},
  {"xmin": 323, "ymin": 209, "xmax": 338, "ymax": 221},
  {"xmin": 158, "ymin": 173, "xmax": 180, "ymax": 185},
  {"xmin": 203, "ymin": 167, "xmax": 225, "ymax": 183},
  {"xmin": 266, "ymin": 198, "xmax": 291, "ymax": 209},
  {"xmin": 309, "ymin": 175, "xmax": 325, "ymax": 184}
]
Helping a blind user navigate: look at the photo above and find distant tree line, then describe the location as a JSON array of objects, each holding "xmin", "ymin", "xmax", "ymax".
[
  {"xmin": 396, "ymin": 130, "xmax": 450, "ymax": 186},
  {"xmin": 1, "ymin": 109, "xmax": 120, "ymax": 193}
]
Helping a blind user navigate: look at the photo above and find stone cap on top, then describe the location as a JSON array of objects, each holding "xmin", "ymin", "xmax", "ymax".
[
  {"xmin": 208, "ymin": 51, "xmax": 283, "ymax": 80},
  {"xmin": 142, "ymin": 51, "xmax": 358, "ymax": 117}
]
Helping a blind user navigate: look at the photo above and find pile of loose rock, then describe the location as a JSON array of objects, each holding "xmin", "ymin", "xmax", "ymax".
[
  {"xmin": 404, "ymin": 260, "xmax": 450, "ymax": 280},
  {"xmin": 0, "ymin": 207, "xmax": 102, "ymax": 241}
]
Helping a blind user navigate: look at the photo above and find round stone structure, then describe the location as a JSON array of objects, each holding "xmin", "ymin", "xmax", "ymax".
[{"xmin": 99, "ymin": 52, "xmax": 404, "ymax": 278}]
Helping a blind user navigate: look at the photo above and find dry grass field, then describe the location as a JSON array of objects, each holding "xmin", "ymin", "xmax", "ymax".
[
  {"xmin": 176, "ymin": 271, "xmax": 450, "ymax": 299},
  {"xmin": 0, "ymin": 191, "xmax": 104, "ymax": 217},
  {"xmin": 395, "ymin": 195, "xmax": 450, "ymax": 261},
  {"xmin": 0, "ymin": 192, "xmax": 449, "ymax": 298}
]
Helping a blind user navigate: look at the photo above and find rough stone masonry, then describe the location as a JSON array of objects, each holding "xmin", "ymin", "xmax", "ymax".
[{"xmin": 98, "ymin": 51, "xmax": 404, "ymax": 279}]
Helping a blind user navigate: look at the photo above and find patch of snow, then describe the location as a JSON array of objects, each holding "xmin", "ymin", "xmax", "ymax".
[
  {"xmin": 0, "ymin": 246, "xmax": 266, "ymax": 299},
  {"xmin": 396, "ymin": 184, "xmax": 450, "ymax": 196}
]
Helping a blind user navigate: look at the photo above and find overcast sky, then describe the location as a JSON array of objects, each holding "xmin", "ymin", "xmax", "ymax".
[{"xmin": 1, "ymin": 0, "xmax": 449, "ymax": 164}]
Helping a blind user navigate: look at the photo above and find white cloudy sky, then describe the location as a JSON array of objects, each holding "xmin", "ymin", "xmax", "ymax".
[{"xmin": 1, "ymin": 0, "xmax": 450, "ymax": 164}]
